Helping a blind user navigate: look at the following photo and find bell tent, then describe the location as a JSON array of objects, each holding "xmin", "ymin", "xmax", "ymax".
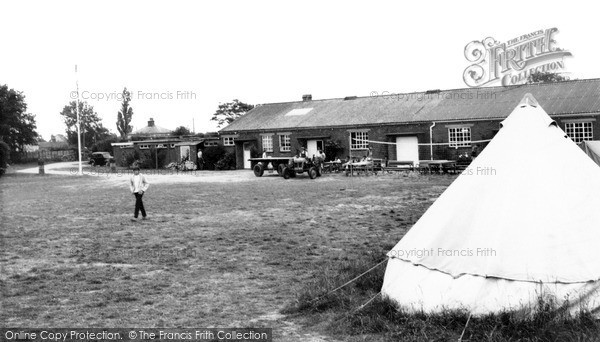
[
  {"xmin": 381, "ymin": 93, "xmax": 600, "ymax": 315},
  {"xmin": 579, "ymin": 140, "xmax": 600, "ymax": 168}
]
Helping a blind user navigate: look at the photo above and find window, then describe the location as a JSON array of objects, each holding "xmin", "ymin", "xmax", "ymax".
[
  {"xmin": 223, "ymin": 137, "xmax": 235, "ymax": 146},
  {"xmin": 262, "ymin": 135, "xmax": 273, "ymax": 152},
  {"xmin": 448, "ymin": 127, "xmax": 471, "ymax": 147},
  {"xmin": 204, "ymin": 141, "xmax": 218, "ymax": 146},
  {"xmin": 156, "ymin": 144, "xmax": 167, "ymax": 149},
  {"xmin": 565, "ymin": 122, "xmax": 593, "ymax": 143},
  {"xmin": 139, "ymin": 144, "xmax": 150, "ymax": 149},
  {"xmin": 350, "ymin": 131, "xmax": 369, "ymax": 150},
  {"xmin": 279, "ymin": 134, "xmax": 291, "ymax": 152}
]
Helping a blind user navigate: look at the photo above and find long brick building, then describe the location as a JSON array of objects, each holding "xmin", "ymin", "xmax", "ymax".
[{"xmin": 220, "ymin": 79, "xmax": 600, "ymax": 169}]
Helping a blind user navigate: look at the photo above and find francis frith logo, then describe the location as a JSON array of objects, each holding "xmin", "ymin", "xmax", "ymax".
[{"xmin": 463, "ymin": 28, "xmax": 572, "ymax": 87}]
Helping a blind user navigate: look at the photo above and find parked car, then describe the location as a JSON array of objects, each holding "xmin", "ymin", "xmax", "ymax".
[{"xmin": 89, "ymin": 152, "xmax": 114, "ymax": 166}]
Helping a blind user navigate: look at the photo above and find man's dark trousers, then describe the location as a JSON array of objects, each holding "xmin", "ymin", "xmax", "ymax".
[{"xmin": 134, "ymin": 192, "xmax": 146, "ymax": 218}]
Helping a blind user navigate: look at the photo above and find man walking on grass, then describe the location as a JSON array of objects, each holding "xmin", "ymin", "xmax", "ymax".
[{"xmin": 130, "ymin": 166, "xmax": 149, "ymax": 221}]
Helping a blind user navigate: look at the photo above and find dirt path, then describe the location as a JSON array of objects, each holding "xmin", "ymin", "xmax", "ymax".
[
  {"xmin": 16, "ymin": 161, "xmax": 81, "ymax": 175},
  {"xmin": 16, "ymin": 162, "xmax": 278, "ymax": 184}
]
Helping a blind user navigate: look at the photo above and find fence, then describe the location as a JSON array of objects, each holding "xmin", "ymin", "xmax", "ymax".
[{"xmin": 14, "ymin": 150, "xmax": 76, "ymax": 163}]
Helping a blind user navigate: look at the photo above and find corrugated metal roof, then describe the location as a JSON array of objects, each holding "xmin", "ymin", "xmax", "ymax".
[
  {"xmin": 173, "ymin": 140, "xmax": 204, "ymax": 146},
  {"xmin": 221, "ymin": 79, "xmax": 600, "ymax": 132}
]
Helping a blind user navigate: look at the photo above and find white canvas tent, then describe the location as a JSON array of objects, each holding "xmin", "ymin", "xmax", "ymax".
[
  {"xmin": 579, "ymin": 140, "xmax": 600, "ymax": 168},
  {"xmin": 381, "ymin": 94, "xmax": 600, "ymax": 316}
]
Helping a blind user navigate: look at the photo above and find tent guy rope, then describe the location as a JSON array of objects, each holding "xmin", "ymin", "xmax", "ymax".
[
  {"xmin": 353, "ymin": 138, "xmax": 493, "ymax": 146},
  {"xmin": 307, "ymin": 258, "xmax": 387, "ymax": 305}
]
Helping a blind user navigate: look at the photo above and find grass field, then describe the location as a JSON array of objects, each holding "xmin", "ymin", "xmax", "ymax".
[{"xmin": 0, "ymin": 168, "xmax": 453, "ymax": 341}]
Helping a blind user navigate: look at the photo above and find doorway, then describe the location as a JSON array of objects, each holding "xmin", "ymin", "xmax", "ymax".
[
  {"xmin": 307, "ymin": 140, "xmax": 324, "ymax": 159},
  {"xmin": 243, "ymin": 142, "xmax": 252, "ymax": 169},
  {"xmin": 395, "ymin": 136, "xmax": 419, "ymax": 164}
]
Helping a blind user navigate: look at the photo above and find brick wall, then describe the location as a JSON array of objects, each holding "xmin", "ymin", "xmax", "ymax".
[
  {"xmin": 231, "ymin": 124, "xmax": 432, "ymax": 168},
  {"xmin": 229, "ymin": 114, "xmax": 599, "ymax": 169},
  {"xmin": 430, "ymin": 120, "xmax": 501, "ymax": 160},
  {"xmin": 554, "ymin": 116, "xmax": 600, "ymax": 143}
]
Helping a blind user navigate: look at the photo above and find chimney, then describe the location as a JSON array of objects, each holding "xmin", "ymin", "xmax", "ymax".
[
  {"xmin": 148, "ymin": 118, "xmax": 155, "ymax": 127},
  {"xmin": 302, "ymin": 94, "xmax": 312, "ymax": 101}
]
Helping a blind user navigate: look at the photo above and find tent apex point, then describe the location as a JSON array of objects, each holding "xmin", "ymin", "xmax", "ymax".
[{"xmin": 518, "ymin": 93, "xmax": 540, "ymax": 108}]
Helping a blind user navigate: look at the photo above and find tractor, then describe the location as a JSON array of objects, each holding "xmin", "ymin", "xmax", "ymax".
[{"xmin": 281, "ymin": 157, "xmax": 322, "ymax": 179}]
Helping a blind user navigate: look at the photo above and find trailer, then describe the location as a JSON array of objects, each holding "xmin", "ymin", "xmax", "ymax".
[
  {"xmin": 248, "ymin": 157, "xmax": 294, "ymax": 177},
  {"xmin": 248, "ymin": 157, "xmax": 321, "ymax": 179}
]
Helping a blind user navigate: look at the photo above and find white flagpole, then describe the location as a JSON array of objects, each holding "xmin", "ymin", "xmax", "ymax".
[{"xmin": 76, "ymin": 65, "xmax": 83, "ymax": 175}]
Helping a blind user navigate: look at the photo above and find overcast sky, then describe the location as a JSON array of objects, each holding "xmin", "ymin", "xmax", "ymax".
[{"xmin": 2, "ymin": 0, "xmax": 599, "ymax": 140}]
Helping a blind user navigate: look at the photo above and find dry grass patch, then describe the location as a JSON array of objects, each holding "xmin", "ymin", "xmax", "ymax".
[{"xmin": 1, "ymin": 171, "xmax": 454, "ymax": 340}]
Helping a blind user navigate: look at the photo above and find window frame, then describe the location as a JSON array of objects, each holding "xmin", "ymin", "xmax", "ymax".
[
  {"xmin": 448, "ymin": 127, "xmax": 472, "ymax": 148},
  {"xmin": 565, "ymin": 121, "xmax": 593, "ymax": 143},
  {"xmin": 350, "ymin": 131, "xmax": 369, "ymax": 150},
  {"xmin": 279, "ymin": 134, "xmax": 291, "ymax": 152},
  {"xmin": 223, "ymin": 136, "xmax": 235, "ymax": 146},
  {"xmin": 261, "ymin": 135, "xmax": 273, "ymax": 152}
]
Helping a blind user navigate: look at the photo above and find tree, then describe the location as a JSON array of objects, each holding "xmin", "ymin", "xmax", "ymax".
[
  {"xmin": 0, "ymin": 140, "xmax": 9, "ymax": 175},
  {"xmin": 172, "ymin": 126, "xmax": 191, "ymax": 136},
  {"xmin": 0, "ymin": 85, "xmax": 38, "ymax": 154},
  {"xmin": 210, "ymin": 99, "xmax": 254, "ymax": 128},
  {"xmin": 60, "ymin": 101, "xmax": 111, "ymax": 149},
  {"xmin": 527, "ymin": 71, "xmax": 569, "ymax": 84},
  {"xmin": 91, "ymin": 134, "xmax": 119, "ymax": 152},
  {"xmin": 116, "ymin": 87, "xmax": 134, "ymax": 138}
]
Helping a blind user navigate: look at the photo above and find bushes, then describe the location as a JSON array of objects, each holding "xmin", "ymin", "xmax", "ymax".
[
  {"xmin": 91, "ymin": 136, "xmax": 119, "ymax": 153},
  {"xmin": 202, "ymin": 145, "xmax": 226, "ymax": 170},
  {"xmin": 325, "ymin": 140, "xmax": 344, "ymax": 161},
  {"xmin": 215, "ymin": 151, "xmax": 236, "ymax": 170},
  {"xmin": 202, "ymin": 147, "xmax": 237, "ymax": 170},
  {"xmin": 0, "ymin": 140, "xmax": 9, "ymax": 176},
  {"xmin": 120, "ymin": 149, "xmax": 140, "ymax": 168},
  {"xmin": 121, "ymin": 148, "xmax": 168, "ymax": 169}
]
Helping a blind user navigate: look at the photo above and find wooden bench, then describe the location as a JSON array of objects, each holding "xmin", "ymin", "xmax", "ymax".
[{"xmin": 382, "ymin": 160, "xmax": 415, "ymax": 173}]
